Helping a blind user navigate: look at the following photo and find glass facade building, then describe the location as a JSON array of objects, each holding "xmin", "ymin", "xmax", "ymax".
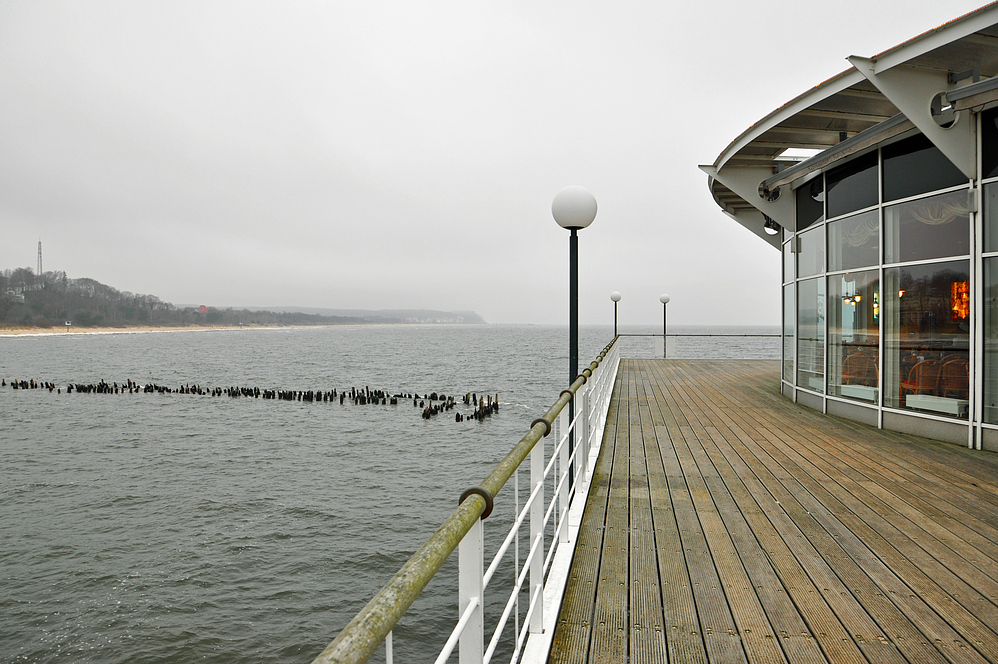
[
  {"xmin": 706, "ymin": 5, "xmax": 998, "ymax": 450},
  {"xmin": 783, "ymin": 132, "xmax": 973, "ymax": 428}
]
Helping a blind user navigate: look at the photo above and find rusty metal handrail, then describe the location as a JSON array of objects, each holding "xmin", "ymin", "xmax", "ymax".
[{"xmin": 310, "ymin": 339, "xmax": 619, "ymax": 664}]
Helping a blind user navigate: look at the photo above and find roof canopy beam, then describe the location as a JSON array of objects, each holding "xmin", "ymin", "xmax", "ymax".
[
  {"xmin": 848, "ymin": 57, "xmax": 976, "ymax": 178},
  {"xmin": 796, "ymin": 108, "xmax": 893, "ymax": 123},
  {"xmin": 762, "ymin": 115, "xmax": 916, "ymax": 191},
  {"xmin": 701, "ymin": 165, "xmax": 790, "ymax": 249},
  {"xmin": 719, "ymin": 207, "xmax": 782, "ymax": 248}
]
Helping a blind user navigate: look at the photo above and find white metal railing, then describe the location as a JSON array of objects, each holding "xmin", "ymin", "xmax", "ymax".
[
  {"xmin": 438, "ymin": 338, "xmax": 618, "ymax": 664},
  {"xmin": 310, "ymin": 338, "xmax": 620, "ymax": 664}
]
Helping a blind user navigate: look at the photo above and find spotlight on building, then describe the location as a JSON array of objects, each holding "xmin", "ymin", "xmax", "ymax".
[{"xmin": 763, "ymin": 216, "xmax": 781, "ymax": 236}]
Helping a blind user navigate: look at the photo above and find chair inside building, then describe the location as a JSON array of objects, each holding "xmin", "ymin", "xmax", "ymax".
[
  {"xmin": 939, "ymin": 357, "xmax": 969, "ymax": 400},
  {"xmin": 841, "ymin": 350, "xmax": 877, "ymax": 386},
  {"xmin": 901, "ymin": 359, "xmax": 942, "ymax": 396}
]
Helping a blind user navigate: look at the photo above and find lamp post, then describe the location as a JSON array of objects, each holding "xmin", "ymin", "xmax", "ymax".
[
  {"xmin": 610, "ymin": 292, "xmax": 621, "ymax": 337},
  {"xmin": 552, "ymin": 185, "xmax": 597, "ymax": 488},
  {"xmin": 659, "ymin": 293, "xmax": 670, "ymax": 358}
]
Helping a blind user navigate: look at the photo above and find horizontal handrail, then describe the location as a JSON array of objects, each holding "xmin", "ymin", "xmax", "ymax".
[
  {"xmin": 310, "ymin": 338, "xmax": 618, "ymax": 664},
  {"xmin": 617, "ymin": 333, "xmax": 780, "ymax": 337}
]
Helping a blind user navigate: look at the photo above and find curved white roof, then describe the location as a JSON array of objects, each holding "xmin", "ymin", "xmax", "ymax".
[{"xmin": 704, "ymin": 2, "xmax": 998, "ymax": 246}]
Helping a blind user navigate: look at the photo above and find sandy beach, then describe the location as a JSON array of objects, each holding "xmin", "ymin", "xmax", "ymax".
[{"xmin": 0, "ymin": 324, "xmax": 363, "ymax": 338}]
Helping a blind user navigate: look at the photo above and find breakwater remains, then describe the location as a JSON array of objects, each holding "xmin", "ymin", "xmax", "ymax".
[{"xmin": 4, "ymin": 378, "xmax": 501, "ymax": 423}]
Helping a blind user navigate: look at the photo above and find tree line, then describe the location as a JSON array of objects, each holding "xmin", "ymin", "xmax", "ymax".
[{"xmin": 0, "ymin": 267, "xmax": 376, "ymax": 328}]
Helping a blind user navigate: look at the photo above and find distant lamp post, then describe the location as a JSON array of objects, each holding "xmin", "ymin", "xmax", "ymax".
[
  {"xmin": 65, "ymin": 321, "xmax": 72, "ymax": 333},
  {"xmin": 553, "ymin": 185, "xmax": 597, "ymax": 488},
  {"xmin": 659, "ymin": 294, "xmax": 671, "ymax": 358},
  {"xmin": 610, "ymin": 292, "xmax": 621, "ymax": 337}
]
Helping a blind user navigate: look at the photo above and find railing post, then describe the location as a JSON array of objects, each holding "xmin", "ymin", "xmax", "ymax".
[
  {"xmin": 575, "ymin": 382, "xmax": 589, "ymax": 482},
  {"xmin": 558, "ymin": 407, "xmax": 570, "ymax": 543},
  {"xmin": 581, "ymin": 384, "xmax": 591, "ymax": 485},
  {"xmin": 459, "ymin": 518, "xmax": 484, "ymax": 664},
  {"xmin": 529, "ymin": 429, "xmax": 544, "ymax": 633}
]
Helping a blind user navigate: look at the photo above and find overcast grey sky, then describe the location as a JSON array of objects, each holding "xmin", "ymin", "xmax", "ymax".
[{"xmin": 0, "ymin": 1, "xmax": 987, "ymax": 325}]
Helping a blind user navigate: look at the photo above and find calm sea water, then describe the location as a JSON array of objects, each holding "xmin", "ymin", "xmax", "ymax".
[{"xmin": 0, "ymin": 324, "xmax": 777, "ymax": 664}]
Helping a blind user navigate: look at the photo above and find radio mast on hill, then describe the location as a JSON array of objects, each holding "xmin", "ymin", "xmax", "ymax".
[{"xmin": 37, "ymin": 240, "xmax": 43, "ymax": 276}]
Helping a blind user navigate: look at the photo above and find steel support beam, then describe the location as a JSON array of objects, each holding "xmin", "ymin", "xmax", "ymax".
[
  {"xmin": 702, "ymin": 165, "xmax": 791, "ymax": 247},
  {"xmin": 848, "ymin": 57, "xmax": 976, "ymax": 179}
]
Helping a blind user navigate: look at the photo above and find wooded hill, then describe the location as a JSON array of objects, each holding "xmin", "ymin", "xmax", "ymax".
[{"xmin": 0, "ymin": 268, "xmax": 483, "ymax": 328}]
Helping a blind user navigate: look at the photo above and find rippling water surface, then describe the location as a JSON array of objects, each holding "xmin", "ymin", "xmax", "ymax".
[{"xmin": 0, "ymin": 324, "xmax": 777, "ymax": 663}]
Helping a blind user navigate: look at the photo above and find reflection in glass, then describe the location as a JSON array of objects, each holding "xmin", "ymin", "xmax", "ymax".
[
  {"xmin": 827, "ymin": 151, "xmax": 878, "ymax": 219},
  {"xmin": 984, "ymin": 182, "xmax": 998, "ymax": 253},
  {"xmin": 796, "ymin": 178, "xmax": 824, "ymax": 231},
  {"xmin": 883, "ymin": 260, "xmax": 969, "ymax": 418},
  {"xmin": 882, "ymin": 133, "xmax": 966, "ymax": 203},
  {"xmin": 884, "ymin": 189, "xmax": 970, "ymax": 264},
  {"xmin": 797, "ymin": 278, "xmax": 825, "ymax": 393},
  {"xmin": 828, "ymin": 210, "xmax": 879, "ymax": 271},
  {"xmin": 983, "ymin": 258, "xmax": 998, "ymax": 424},
  {"xmin": 828, "ymin": 271, "xmax": 879, "ymax": 403},
  {"xmin": 984, "ymin": 107, "xmax": 998, "ymax": 181},
  {"xmin": 784, "ymin": 285, "xmax": 794, "ymax": 382},
  {"xmin": 783, "ymin": 240, "xmax": 794, "ymax": 283},
  {"xmin": 797, "ymin": 226, "xmax": 824, "ymax": 278}
]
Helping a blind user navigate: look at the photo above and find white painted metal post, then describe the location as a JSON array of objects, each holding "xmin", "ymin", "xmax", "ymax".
[
  {"xmin": 529, "ymin": 432, "xmax": 544, "ymax": 633},
  {"xmin": 578, "ymin": 382, "xmax": 589, "ymax": 485},
  {"xmin": 581, "ymin": 385, "xmax": 591, "ymax": 485},
  {"xmin": 458, "ymin": 518, "xmax": 484, "ymax": 664},
  {"xmin": 558, "ymin": 407, "xmax": 570, "ymax": 543}
]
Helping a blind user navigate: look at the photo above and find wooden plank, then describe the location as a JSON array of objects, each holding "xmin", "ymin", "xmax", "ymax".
[
  {"xmin": 729, "ymin": 402, "xmax": 998, "ymax": 659},
  {"xmin": 652, "ymin": 366, "xmax": 752, "ymax": 664},
  {"xmin": 653, "ymin": 362, "xmax": 860, "ymax": 664},
  {"xmin": 645, "ymin": 388, "xmax": 708, "ymax": 664},
  {"xmin": 548, "ymin": 370, "xmax": 624, "ymax": 663},
  {"xmin": 710, "ymin": 384, "xmax": 995, "ymax": 663},
  {"xmin": 588, "ymin": 369, "xmax": 631, "ymax": 664},
  {"xmin": 662, "ymin": 364, "xmax": 918, "ymax": 664},
  {"xmin": 684, "ymin": 362, "xmax": 990, "ymax": 664},
  {"xmin": 549, "ymin": 359, "xmax": 998, "ymax": 664},
  {"xmin": 630, "ymin": 371, "xmax": 667, "ymax": 664}
]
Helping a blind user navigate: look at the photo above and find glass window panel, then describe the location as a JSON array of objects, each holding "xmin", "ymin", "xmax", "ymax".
[
  {"xmin": 984, "ymin": 258, "xmax": 998, "ymax": 424},
  {"xmin": 984, "ymin": 257, "xmax": 998, "ymax": 424},
  {"xmin": 985, "ymin": 182, "xmax": 998, "ymax": 253},
  {"xmin": 783, "ymin": 240, "xmax": 794, "ymax": 284},
  {"xmin": 884, "ymin": 189, "xmax": 970, "ymax": 263},
  {"xmin": 826, "ymin": 151, "xmax": 878, "ymax": 219},
  {"xmin": 984, "ymin": 107, "xmax": 998, "ymax": 181},
  {"xmin": 797, "ymin": 226, "xmax": 824, "ymax": 278},
  {"xmin": 883, "ymin": 260, "xmax": 969, "ymax": 418},
  {"xmin": 828, "ymin": 209, "xmax": 879, "ymax": 271},
  {"xmin": 796, "ymin": 178, "xmax": 824, "ymax": 231},
  {"xmin": 796, "ymin": 278, "xmax": 824, "ymax": 393},
  {"xmin": 883, "ymin": 134, "xmax": 966, "ymax": 203},
  {"xmin": 784, "ymin": 284, "xmax": 794, "ymax": 382},
  {"xmin": 828, "ymin": 271, "xmax": 879, "ymax": 403}
]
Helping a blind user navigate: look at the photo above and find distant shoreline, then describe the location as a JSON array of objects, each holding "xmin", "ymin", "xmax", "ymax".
[{"xmin": 0, "ymin": 323, "xmax": 384, "ymax": 337}]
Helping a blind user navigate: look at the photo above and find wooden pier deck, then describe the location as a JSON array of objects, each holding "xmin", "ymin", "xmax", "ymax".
[{"xmin": 548, "ymin": 359, "xmax": 998, "ymax": 664}]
